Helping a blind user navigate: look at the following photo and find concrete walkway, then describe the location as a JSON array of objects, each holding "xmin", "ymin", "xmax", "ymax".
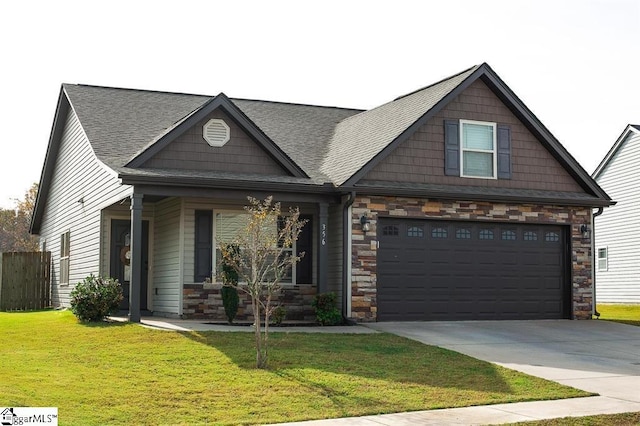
[{"xmin": 121, "ymin": 316, "xmax": 640, "ymax": 424}]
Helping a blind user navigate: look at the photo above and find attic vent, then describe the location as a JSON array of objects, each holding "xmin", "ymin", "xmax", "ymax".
[{"xmin": 203, "ymin": 119, "xmax": 230, "ymax": 147}]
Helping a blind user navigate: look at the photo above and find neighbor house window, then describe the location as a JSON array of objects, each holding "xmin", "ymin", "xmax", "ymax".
[
  {"xmin": 597, "ymin": 247, "xmax": 608, "ymax": 271},
  {"xmin": 460, "ymin": 120, "xmax": 497, "ymax": 178},
  {"xmin": 60, "ymin": 231, "xmax": 70, "ymax": 285}
]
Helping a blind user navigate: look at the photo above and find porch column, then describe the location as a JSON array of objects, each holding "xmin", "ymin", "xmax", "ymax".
[
  {"xmin": 129, "ymin": 193, "xmax": 144, "ymax": 323},
  {"xmin": 318, "ymin": 202, "xmax": 329, "ymax": 294}
]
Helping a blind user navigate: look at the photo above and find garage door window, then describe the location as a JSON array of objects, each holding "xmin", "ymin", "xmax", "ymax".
[
  {"xmin": 431, "ymin": 227, "xmax": 448, "ymax": 238},
  {"xmin": 407, "ymin": 226, "xmax": 424, "ymax": 237},
  {"xmin": 524, "ymin": 231, "xmax": 538, "ymax": 241},
  {"xmin": 383, "ymin": 225, "xmax": 399, "ymax": 236},
  {"xmin": 479, "ymin": 229, "xmax": 494, "ymax": 240},
  {"xmin": 455, "ymin": 228, "xmax": 471, "ymax": 239},
  {"xmin": 545, "ymin": 232, "xmax": 560, "ymax": 242},
  {"xmin": 501, "ymin": 230, "xmax": 517, "ymax": 240}
]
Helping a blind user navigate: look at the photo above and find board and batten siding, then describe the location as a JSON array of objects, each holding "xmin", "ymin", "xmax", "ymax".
[
  {"xmin": 594, "ymin": 130, "xmax": 640, "ymax": 303},
  {"xmin": 327, "ymin": 204, "xmax": 343, "ymax": 302},
  {"xmin": 151, "ymin": 197, "xmax": 183, "ymax": 315},
  {"xmin": 38, "ymin": 108, "xmax": 131, "ymax": 307}
]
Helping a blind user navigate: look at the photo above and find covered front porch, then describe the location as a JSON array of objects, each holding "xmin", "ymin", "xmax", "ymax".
[{"xmin": 102, "ymin": 184, "xmax": 346, "ymax": 323}]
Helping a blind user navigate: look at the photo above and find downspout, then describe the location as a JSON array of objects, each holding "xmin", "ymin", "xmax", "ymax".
[
  {"xmin": 342, "ymin": 191, "xmax": 356, "ymax": 323},
  {"xmin": 591, "ymin": 207, "xmax": 604, "ymax": 318}
]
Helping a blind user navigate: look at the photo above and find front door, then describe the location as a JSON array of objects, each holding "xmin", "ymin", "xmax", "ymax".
[{"xmin": 110, "ymin": 220, "xmax": 150, "ymax": 312}]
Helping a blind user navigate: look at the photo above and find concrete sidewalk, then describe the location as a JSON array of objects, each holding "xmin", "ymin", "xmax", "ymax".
[{"xmin": 273, "ymin": 396, "xmax": 640, "ymax": 425}]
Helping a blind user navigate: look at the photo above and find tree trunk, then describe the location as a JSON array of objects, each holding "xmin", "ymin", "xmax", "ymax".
[{"xmin": 253, "ymin": 296, "xmax": 267, "ymax": 369}]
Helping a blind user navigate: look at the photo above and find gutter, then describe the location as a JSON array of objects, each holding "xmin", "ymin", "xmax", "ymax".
[
  {"xmin": 592, "ymin": 207, "xmax": 604, "ymax": 318},
  {"xmin": 342, "ymin": 191, "xmax": 356, "ymax": 322}
]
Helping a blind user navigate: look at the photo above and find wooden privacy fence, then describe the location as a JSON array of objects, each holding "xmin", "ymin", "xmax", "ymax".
[{"xmin": 0, "ymin": 251, "xmax": 51, "ymax": 311}]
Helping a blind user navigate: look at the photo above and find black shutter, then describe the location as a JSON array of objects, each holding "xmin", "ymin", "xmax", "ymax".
[
  {"xmin": 194, "ymin": 210, "xmax": 213, "ymax": 282},
  {"xmin": 296, "ymin": 215, "xmax": 313, "ymax": 284},
  {"xmin": 444, "ymin": 120, "xmax": 460, "ymax": 176},
  {"xmin": 497, "ymin": 124, "xmax": 512, "ymax": 179}
]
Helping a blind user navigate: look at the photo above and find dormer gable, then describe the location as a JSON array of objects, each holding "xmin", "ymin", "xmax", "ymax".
[{"xmin": 126, "ymin": 93, "xmax": 307, "ymax": 178}]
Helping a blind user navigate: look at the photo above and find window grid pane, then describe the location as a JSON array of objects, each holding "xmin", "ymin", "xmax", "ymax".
[
  {"xmin": 463, "ymin": 152, "xmax": 494, "ymax": 177},
  {"xmin": 524, "ymin": 231, "xmax": 538, "ymax": 241},
  {"xmin": 545, "ymin": 232, "xmax": 560, "ymax": 242},
  {"xmin": 383, "ymin": 225, "xmax": 399, "ymax": 236},
  {"xmin": 431, "ymin": 227, "xmax": 448, "ymax": 238},
  {"xmin": 479, "ymin": 229, "xmax": 494, "ymax": 240},
  {"xmin": 456, "ymin": 229, "xmax": 471, "ymax": 239},
  {"xmin": 501, "ymin": 230, "xmax": 517, "ymax": 240},
  {"xmin": 407, "ymin": 226, "xmax": 424, "ymax": 238},
  {"xmin": 463, "ymin": 123, "xmax": 494, "ymax": 150}
]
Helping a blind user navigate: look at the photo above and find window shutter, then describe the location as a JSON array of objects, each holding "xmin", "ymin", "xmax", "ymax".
[
  {"xmin": 296, "ymin": 215, "xmax": 313, "ymax": 284},
  {"xmin": 497, "ymin": 124, "xmax": 512, "ymax": 179},
  {"xmin": 194, "ymin": 210, "xmax": 213, "ymax": 282},
  {"xmin": 444, "ymin": 120, "xmax": 460, "ymax": 176}
]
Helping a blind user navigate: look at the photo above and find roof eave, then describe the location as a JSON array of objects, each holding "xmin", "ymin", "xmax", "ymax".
[
  {"xmin": 118, "ymin": 172, "xmax": 336, "ymax": 194},
  {"xmin": 343, "ymin": 184, "xmax": 614, "ymax": 208}
]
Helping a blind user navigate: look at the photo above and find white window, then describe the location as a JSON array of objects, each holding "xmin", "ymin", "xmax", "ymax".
[
  {"xmin": 60, "ymin": 231, "xmax": 70, "ymax": 285},
  {"xmin": 460, "ymin": 120, "xmax": 497, "ymax": 179},
  {"xmin": 214, "ymin": 212, "xmax": 295, "ymax": 285},
  {"xmin": 597, "ymin": 247, "xmax": 608, "ymax": 271}
]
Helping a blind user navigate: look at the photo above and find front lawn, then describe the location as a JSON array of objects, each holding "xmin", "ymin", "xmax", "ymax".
[
  {"xmin": 1, "ymin": 310, "xmax": 590, "ymax": 425},
  {"xmin": 597, "ymin": 303, "xmax": 640, "ymax": 326},
  {"xmin": 508, "ymin": 411, "xmax": 640, "ymax": 425}
]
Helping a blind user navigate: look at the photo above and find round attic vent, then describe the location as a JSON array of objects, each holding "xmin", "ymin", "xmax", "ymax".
[{"xmin": 203, "ymin": 118, "xmax": 230, "ymax": 147}]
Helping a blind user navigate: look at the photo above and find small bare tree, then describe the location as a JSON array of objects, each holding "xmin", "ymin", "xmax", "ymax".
[{"xmin": 220, "ymin": 196, "xmax": 306, "ymax": 369}]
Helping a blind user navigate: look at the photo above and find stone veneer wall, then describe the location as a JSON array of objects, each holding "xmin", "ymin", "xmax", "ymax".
[
  {"xmin": 183, "ymin": 283, "xmax": 317, "ymax": 321},
  {"xmin": 350, "ymin": 196, "xmax": 593, "ymax": 322}
]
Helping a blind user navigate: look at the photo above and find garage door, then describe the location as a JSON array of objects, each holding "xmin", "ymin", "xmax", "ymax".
[{"xmin": 377, "ymin": 219, "xmax": 569, "ymax": 321}]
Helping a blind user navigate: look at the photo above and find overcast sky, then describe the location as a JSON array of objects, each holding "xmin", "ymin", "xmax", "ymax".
[{"xmin": 1, "ymin": 0, "xmax": 638, "ymax": 209}]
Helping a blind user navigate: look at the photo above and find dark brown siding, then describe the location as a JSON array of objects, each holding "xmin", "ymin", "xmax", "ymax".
[
  {"xmin": 142, "ymin": 109, "xmax": 289, "ymax": 175},
  {"xmin": 362, "ymin": 80, "xmax": 584, "ymax": 193}
]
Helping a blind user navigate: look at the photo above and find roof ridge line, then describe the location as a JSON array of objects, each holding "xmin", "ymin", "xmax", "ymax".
[
  {"xmin": 232, "ymin": 97, "xmax": 364, "ymax": 112},
  {"xmin": 64, "ymin": 83, "xmax": 214, "ymax": 99}
]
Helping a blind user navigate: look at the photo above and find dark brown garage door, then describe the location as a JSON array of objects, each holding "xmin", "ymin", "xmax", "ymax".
[{"xmin": 377, "ymin": 219, "xmax": 570, "ymax": 321}]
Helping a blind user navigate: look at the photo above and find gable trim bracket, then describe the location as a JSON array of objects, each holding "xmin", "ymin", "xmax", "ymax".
[{"xmin": 124, "ymin": 93, "xmax": 308, "ymax": 178}]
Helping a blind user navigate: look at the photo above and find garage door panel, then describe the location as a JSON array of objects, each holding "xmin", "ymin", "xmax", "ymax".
[{"xmin": 377, "ymin": 219, "xmax": 568, "ymax": 321}]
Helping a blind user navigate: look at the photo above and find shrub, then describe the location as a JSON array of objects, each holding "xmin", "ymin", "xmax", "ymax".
[
  {"xmin": 220, "ymin": 244, "xmax": 240, "ymax": 324},
  {"xmin": 312, "ymin": 292, "xmax": 343, "ymax": 326},
  {"xmin": 271, "ymin": 306, "xmax": 287, "ymax": 326},
  {"xmin": 70, "ymin": 275, "xmax": 123, "ymax": 322}
]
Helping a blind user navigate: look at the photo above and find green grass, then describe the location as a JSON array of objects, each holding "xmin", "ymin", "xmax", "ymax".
[
  {"xmin": 0, "ymin": 310, "xmax": 590, "ymax": 425},
  {"xmin": 508, "ymin": 411, "xmax": 640, "ymax": 425},
  {"xmin": 597, "ymin": 303, "xmax": 640, "ymax": 326}
]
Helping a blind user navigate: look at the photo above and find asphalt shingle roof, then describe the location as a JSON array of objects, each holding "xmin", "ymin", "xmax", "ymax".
[
  {"xmin": 322, "ymin": 65, "xmax": 479, "ymax": 185},
  {"xmin": 63, "ymin": 84, "xmax": 209, "ymax": 169},
  {"xmin": 63, "ymin": 84, "xmax": 362, "ymax": 184}
]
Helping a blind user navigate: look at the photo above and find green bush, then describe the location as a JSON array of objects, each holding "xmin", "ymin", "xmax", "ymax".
[
  {"xmin": 312, "ymin": 292, "xmax": 343, "ymax": 326},
  {"xmin": 220, "ymin": 286, "xmax": 239, "ymax": 324},
  {"xmin": 271, "ymin": 305, "xmax": 287, "ymax": 326},
  {"xmin": 220, "ymin": 244, "xmax": 240, "ymax": 324},
  {"xmin": 70, "ymin": 275, "xmax": 123, "ymax": 322}
]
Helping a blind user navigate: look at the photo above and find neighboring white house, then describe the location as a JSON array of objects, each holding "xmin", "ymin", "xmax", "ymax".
[{"xmin": 593, "ymin": 124, "xmax": 640, "ymax": 303}]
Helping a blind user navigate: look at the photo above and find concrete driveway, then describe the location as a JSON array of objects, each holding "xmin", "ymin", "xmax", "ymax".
[{"xmin": 366, "ymin": 320, "xmax": 640, "ymax": 403}]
